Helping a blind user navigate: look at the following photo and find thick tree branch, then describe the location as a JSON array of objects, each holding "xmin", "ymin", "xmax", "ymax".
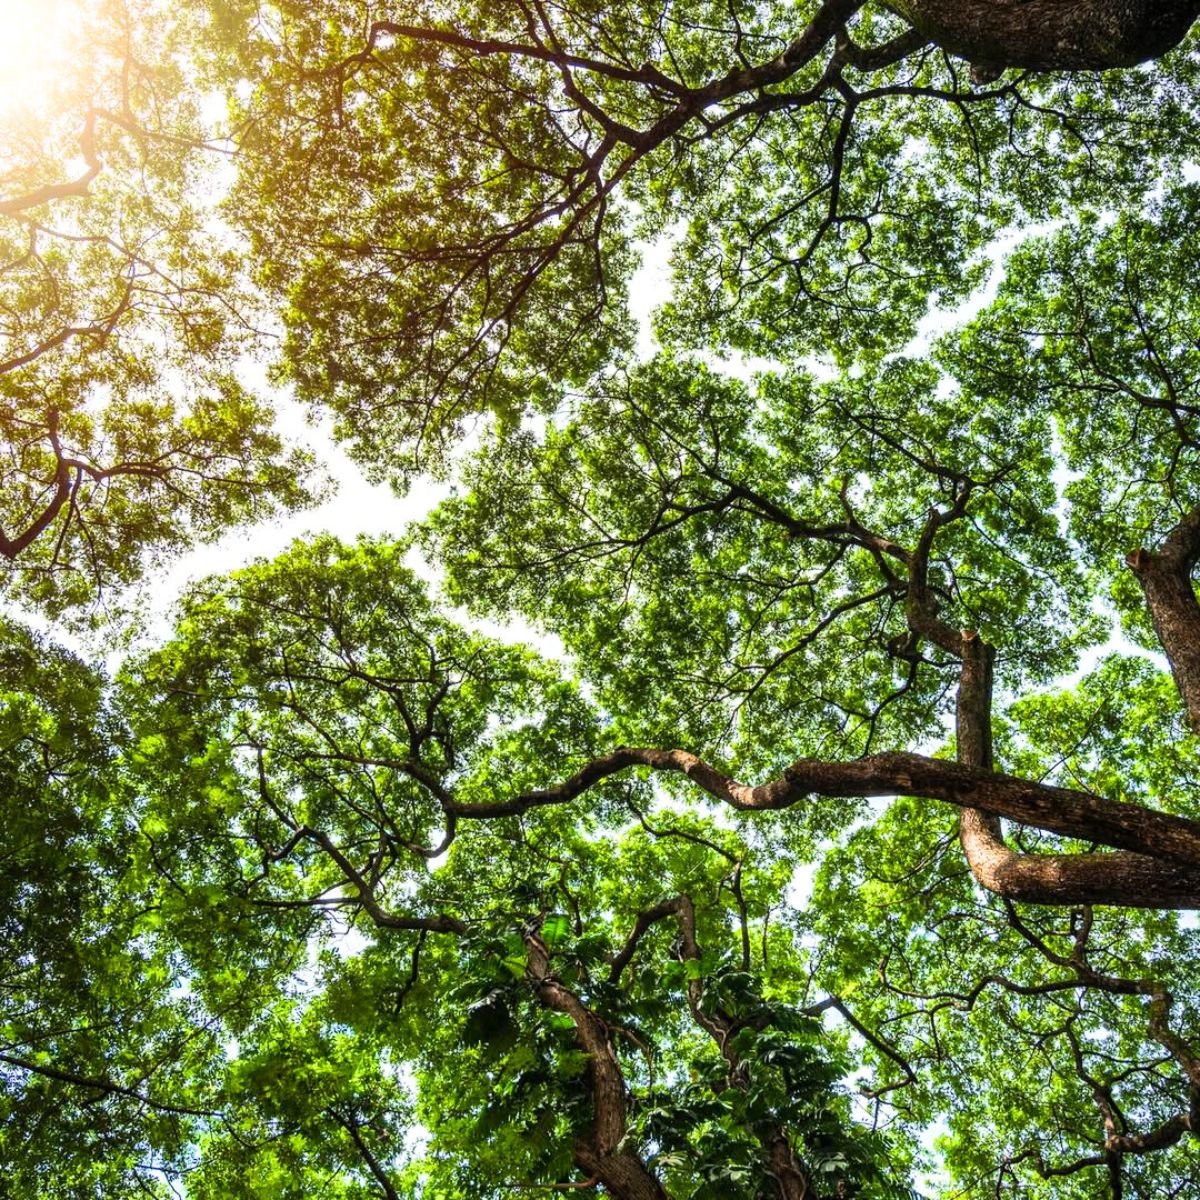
[
  {"xmin": 1128, "ymin": 504, "xmax": 1200, "ymax": 728},
  {"xmin": 447, "ymin": 745, "xmax": 1200, "ymax": 888},
  {"xmin": 885, "ymin": 0, "xmax": 1200, "ymax": 75},
  {"xmin": 1104, "ymin": 1101, "xmax": 1196, "ymax": 1155},
  {"xmin": 0, "ymin": 423, "xmax": 73, "ymax": 560},
  {"xmin": 948, "ymin": 632, "xmax": 1200, "ymax": 906},
  {"xmin": 906, "ymin": 492, "xmax": 974, "ymax": 654},
  {"xmin": 835, "ymin": 25, "xmax": 931, "ymax": 71},
  {"xmin": 525, "ymin": 932, "xmax": 669, "ymax": 1200},
  {"xmin": 884, "ymin": 486, "xmax": 1200, "ymax": 908}
]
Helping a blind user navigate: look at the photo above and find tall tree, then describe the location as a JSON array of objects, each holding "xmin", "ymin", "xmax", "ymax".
[
  {"xmin": 5, "ymin": 1, "xmax": 1200, "ymax": 1197},
  {"xmin": 205, "ymin": 0, "xmax": 1200, "ymax": 474},
  {"xmin": 0, "ymin": 0, "xmax": 316, "ymax": 616}
]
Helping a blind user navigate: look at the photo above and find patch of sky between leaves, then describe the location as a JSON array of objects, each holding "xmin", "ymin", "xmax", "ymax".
[
  {"xmin": 631, "ymin": 211, "xmax": 1179, "ymax": 710},
  {"xmin": 25, "ymin": 209, "xmax": 1094, "ymax": 673}
]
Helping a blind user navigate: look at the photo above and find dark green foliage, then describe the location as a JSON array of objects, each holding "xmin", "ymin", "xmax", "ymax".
[{"xmin": 5, "ymin": 2, "xmax": 1200, "ymax": 1197}]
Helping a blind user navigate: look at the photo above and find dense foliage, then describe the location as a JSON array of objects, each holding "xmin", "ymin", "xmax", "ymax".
[{"xmin": 4, "ymin": 1, "xmax": 1200, "ymax": 1197}]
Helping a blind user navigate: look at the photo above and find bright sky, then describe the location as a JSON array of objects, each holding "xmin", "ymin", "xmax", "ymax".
[
  {"xmin": 133, "ymin": 235, "xmax": 683, "ymax": 650},
  {"xmin": 0, "ymin": 0, "xmax": 81, "ymax": 121}
]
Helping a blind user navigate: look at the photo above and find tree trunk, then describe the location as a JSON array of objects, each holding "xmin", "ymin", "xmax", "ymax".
[
  {"xmin": 887, "ymin": 0, "xmax": 1200, "ymax": 73},
  {"xmin": 525, "ymin": 933, "xmax": 670, "ymax": 1200},
  {"xmin": 1128, "ymin": 509, "xmax": 1200, "ymax": 730}
]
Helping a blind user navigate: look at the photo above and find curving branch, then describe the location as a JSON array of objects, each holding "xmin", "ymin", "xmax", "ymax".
[
  {"xmin": 0, "ymin": 112, "xmax": 102, "ymax": 218},
  {"xmin": 248, "ymin": 765, "xmax": 467, "ymax": 935},
  {"xmin": 1127, "ymin": 503, "xmax": 1200, "ymax": 728},
  {"xmin": 287, "ymin": 0, "xmax": 1017, "ymax": 421},
  {"xmin": 0, "ymin": 412, "xmax": 172, "ymax": 561},
  {"xmin": 886, "ymin": 0, "xmax": 1200, "ymax": 76},
  {"xmin": 608, "ymin": 897, "xmax": 684, "ymax": 985},
  {"xmin": 442, "ymin": 744, "xmax": 1200, "ymax": 905},
  {"xmin": 235, "ymin": 470, "xmax": 1200, "ymax": 911},
  {"xmin": 525, "ymin": 930, "xmax": 669, "ymax": 1200},
  {"xmin": 883, "ymin": 482, "xmax": 1200, "ymax": 909}
]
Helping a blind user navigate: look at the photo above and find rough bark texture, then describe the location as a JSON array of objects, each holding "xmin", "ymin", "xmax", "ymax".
[
  {"xmin": 764, "ymin": 1135, "xmax": 814, "ymax": 1200},
  {"xmin": 887, "ymin": 0, "xmax": 1200, "ymax": 73},
  {"xmin": 440, "ymin": 738, "xmax": 1200, "ymax": 906},
  {"xmin": 525, "ymin": 934, "xmax": 669, "ymax": 1200},
  {"xmin": 955, "ymin": 631, "xmax": 1008, "ymax": 898},
  {"xmin": 954, "ymin": 825, "xmax": 1200, "ymax": 907},
  {"xmin": 949, "ymin": 632, "xmax": 1200, "ymax": 907},
  {"xmin": 1128, "ymin": 506, "xmax": 1200, "ymax": 730},
  {"xmin": 452, "ymin": 743, "xmax": 1200, "ymax": 865}
]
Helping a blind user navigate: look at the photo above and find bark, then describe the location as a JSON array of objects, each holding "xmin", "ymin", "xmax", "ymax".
[
  {"xmin": 451, "ymin": 745, "xmax": 1200, "ymax": 881},
  {"xmin": 953, "ymin": 632, "xmax": 1012, "ymax": 905},
  {"xmin": 886, "ymin": 0, "xmax": 1200, "ymax": 74},
  {"xmin": 949, "ymin": 632, "xmax": 1200, "ymax": 907},
  {"xmin": 608, "ymin": 898, "xmax": 685, "ymax": 984},
  {"xmin": 0, "ymin": 406, "xmax": 169, "ymax": 561},
  {"xmin": 1105, "ymin": 1106, "xmax": 1195, "ymax": 1154},
  {"xmin": 1128, "ymin": 506, "xmax": 1200, "ymax": 729},
  {"xmin": 954, "ymin": 824, "xmax": 1200, "ymax": 906},
  {"xmin": 525, "ymin": 934, "xmax": 669, "ymax": 1200},
  {"xmin": 884, "ymin": 479, "xmax": 1200, "ymax": 908},
  {"xmin": 764, "ymin": 1136, "xmax": 814, "ymax": 1200}
]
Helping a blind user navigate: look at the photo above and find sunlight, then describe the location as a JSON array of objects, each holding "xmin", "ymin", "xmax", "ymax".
[{"xmin": 0, "ymin": 0, "xmax": 83, "ymax": 120}]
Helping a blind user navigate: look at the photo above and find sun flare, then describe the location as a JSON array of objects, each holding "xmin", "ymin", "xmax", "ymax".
[{"xmin": 0, "ymin": 0, "xmax": 83, "ymax": 121}]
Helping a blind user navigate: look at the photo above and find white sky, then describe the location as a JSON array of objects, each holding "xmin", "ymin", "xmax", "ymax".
[
  {"xmin": 0, "ymin": 0, "xmax": 79, "ymax": 121},
  {"xmin": 127, "ymin": 226, "xmax": 689, "ymax": 649}
]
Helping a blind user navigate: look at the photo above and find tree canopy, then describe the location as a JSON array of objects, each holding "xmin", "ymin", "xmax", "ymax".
[{"xmin": 4, "ymin": 1, "xmax": 1200, "ymax": 1197}]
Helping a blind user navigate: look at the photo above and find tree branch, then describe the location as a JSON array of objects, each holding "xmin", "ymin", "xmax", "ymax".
[
  {"xmin": 0, "ymin": 1051, "xmax": 214, "ymax": 1118},
  {"xmin": 525, "ymin": 931, "xmax": 668, "ymax": 1200},
  {"xmin": 447, "ymin": 745, "xmax": 1200, "ymax": 887},
  {"xmin": 1127, "ymin": 504, "xmax": 1200, "ymax": 728},
  {"xmin": 674, "ymin": 895, "xmax": 814, "ymax": 1200},
  {"xmin": 608, "ymin": 898, "xmax": 684, "ymax": 985}
]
